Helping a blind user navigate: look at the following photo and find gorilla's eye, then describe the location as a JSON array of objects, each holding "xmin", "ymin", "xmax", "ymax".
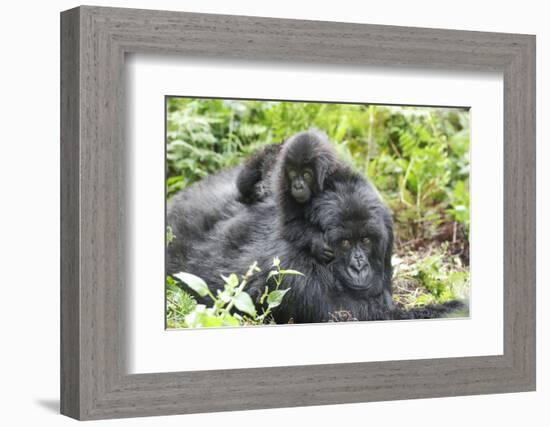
[
  {"xmin": 341, "ymin": 239, "xmax": 351, "ymax": 249},
  {"xmin": 303, "ymin": 170, "xmax": 313, "ymax": 182},
  {"xmin": 288, "ymin": 169, "xmax": 297, "ymax": 179}
]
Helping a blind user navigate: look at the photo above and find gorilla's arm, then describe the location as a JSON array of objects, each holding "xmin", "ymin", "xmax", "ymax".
[{"xmin": 391, "ymin": 300, "xmax": 469, "ymax": 320}]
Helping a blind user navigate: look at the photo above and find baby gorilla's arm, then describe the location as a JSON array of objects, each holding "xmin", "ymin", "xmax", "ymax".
[
  {"xmin": 310, "ymin": 232, "xmax": 334, "ymax": 263},
  {"xmin": 281, "ymin": 219, "xmax": 333, "ymax": 264}
]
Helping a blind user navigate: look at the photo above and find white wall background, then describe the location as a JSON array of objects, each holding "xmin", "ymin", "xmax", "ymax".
[{"xmin": 0, "ymin": 1, "xmax": 546, "ymax": 425}]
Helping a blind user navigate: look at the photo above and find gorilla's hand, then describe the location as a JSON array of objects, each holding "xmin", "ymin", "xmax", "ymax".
[{"xmin": 310, "ymin": 234, "xmax": 334, "ymax": 264}]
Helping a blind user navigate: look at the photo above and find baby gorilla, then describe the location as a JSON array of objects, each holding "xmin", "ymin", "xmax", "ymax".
[
  {"xmin": 236, "ymin": 129, "xmax": 338, "ymax": 206},
  {"xmin": 276, "ymin": 131, "xmax": 333, "ymax": 203},
  {"xmin": 236, "ymin": 129, "xmax": 343, "ymax": 263},
  {"xmin": 274, "ymin": 130, "xmax": 347, "ymax": 264}
]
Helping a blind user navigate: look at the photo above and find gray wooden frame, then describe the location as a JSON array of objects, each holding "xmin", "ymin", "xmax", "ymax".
[{"xmin": 60, "ymin": 5, "xmax": 536, "ymax": 420}]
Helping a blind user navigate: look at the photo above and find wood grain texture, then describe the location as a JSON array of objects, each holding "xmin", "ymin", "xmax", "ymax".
[
  {"xmin": 60, "ymin": 7, "xmax": 80, "ymax": 419},
  {"xmin": 60, "ymin": 5, "xmax": 536, "ymax": 420}
]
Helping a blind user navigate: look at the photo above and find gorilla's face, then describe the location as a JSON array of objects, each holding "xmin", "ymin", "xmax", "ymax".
[
  {"xmin": 286, "ymin": 166, "xmax": 313, "ymax": 203},
  {"xmin": 312, "ymin": 179, "xmax": 392, "ymax": 297},
  {"xmin": 279, "ymin": 130, "xmax": 336, "ymax": 204},
  {"xmin": 326, "ymin": 221, "xmax": 385, "ymax": 295}
]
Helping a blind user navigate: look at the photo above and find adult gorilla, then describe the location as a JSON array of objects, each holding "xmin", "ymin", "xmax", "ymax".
[
  {"xmin": 260, "ymin": 173, "xmax": 396, "ymax": 323},
  {"xmin": 167, "ymin": 164, "xmax": 396, "ymax": 323}
]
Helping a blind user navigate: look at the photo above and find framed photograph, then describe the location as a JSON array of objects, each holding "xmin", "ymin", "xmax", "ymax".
[{"xmin": 61, "ymin": 6, "xmax": 536, "ymax": 420}]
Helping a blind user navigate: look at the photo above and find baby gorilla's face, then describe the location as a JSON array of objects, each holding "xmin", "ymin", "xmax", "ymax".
[
  {"xmin": 287, "ymin": 166, "xmax": 314, "ymax": 203},
  {"xmin": 280, "ymin": 130, "xmax": 334, "ymax": 204}
]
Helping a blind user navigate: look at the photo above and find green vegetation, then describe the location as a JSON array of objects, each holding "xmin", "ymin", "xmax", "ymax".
[
  {"xmin": 166, "ymin": 98, "xmax": 470, "ymax": 327},
  {"xmin": 166, "ymin": 275, "xmax": 197, "ymax": 329},
  {"xmin": 166, "ymin": 258, "xmax": 302, "ymax": 329},
  {"xmin": 392, "ymin": 243, "xmax": 469, "ymax": 309}
]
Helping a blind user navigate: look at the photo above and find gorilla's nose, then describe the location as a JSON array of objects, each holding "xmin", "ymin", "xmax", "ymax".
[{"xmin": 349, "ymin": 257, "xmax": 365, "ymax": 274}]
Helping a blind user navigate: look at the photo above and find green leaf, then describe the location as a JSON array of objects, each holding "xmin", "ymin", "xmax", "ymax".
[
  {"xmin": 183, "ymin": 304, "xmax": 206, "ymax": 327},
  {"xmin": 279, "ymin": 269, "xmax": 304, "ymax": 276},
  {"xmin": 233, "ymin": 291, "xmax": 256, "ymax": 316},
  {"xmin": 184, "ymin": 306, "xmax": 228, "ymax": 328},
  {"xmin": 201, "ymin": 314, "xmax": 224, "ymax": 327},
  {"xmin": 273, "ymin": 257, "xmax": 281, "ymax": 267},
  {"xmin": 222, "ymin": 273, "xmax": 239, "ymax": 289},
  {"xmin": 267, "ymin": 288, "xmax": 290, "ymax": 308},
  {"xmin": 174, "ymin": 272, "xmax": 209, "ymax": 297},
  {"xmin": 222, "ymin": 313, "xmax": 241, "ymax": 327},
  {"xmin": 216, "ymin": 289, "xmax": 232, "ymax": 303},
  {"xmin": 166, "ymin": 275, "xmax": 177, "ymax": 289}
]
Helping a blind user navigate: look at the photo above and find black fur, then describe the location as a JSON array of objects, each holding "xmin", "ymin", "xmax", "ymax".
[
  {"xmin": 236, "ymin": 130, "xmax": 348, "ymax": 264},
  {"xmin": 264, "ymin": 173, "xmax": 395, "ymax": 323},
  {"xmin": 273, "ymin": 130, "xmax": 348, "ymax": 264},
  {"xmin": 236, "ymin": 143, "xmax": 283, "ymax": 204},
  {"xmin": 391, "ymin": 300, "xmax": 467, "ymax": 320},
  {"xmin": 166, "ymin": 166, "xmax": 246, "ymax": 274}
]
